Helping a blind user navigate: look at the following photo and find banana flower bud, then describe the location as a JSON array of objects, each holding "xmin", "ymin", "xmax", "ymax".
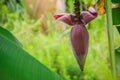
[{"xmin": 54, "ymin": 7, "xmax": 98, "ymax": 71}]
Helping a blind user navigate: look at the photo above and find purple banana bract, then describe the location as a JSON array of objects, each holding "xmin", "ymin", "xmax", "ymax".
[{"xmin": 54, "ymin": 7, "xmax": 98, "ymax": 71}]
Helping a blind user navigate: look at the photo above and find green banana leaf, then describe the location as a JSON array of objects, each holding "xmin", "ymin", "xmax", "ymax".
[
  {"xmin": 112, "ymin": 0, "xmax": 120, "ymax": 3},
  {"xmin": 115, "ymin": 46, "xmax": 120, "ymax": 78},
  {"xmin": 112, "ymin": 8, "xmax": 120, "ymax": 25},
  {"xmin": 0, "ymin": 26, "xmax": 21, "ymax": 46},
  {"xmin": 116, "ymin": 26, "xmax": 120, "ymax": 34},
  {"xmin": 0, "ymin": 27, "xmax": 64, "ymax": 80}
]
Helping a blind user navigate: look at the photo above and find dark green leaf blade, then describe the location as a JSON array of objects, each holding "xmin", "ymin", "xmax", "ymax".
[
  {"xmin": 115, "ymin": 46, "xmax": 120, "ymax": 77},
  {"xmin": 0, "ymin": 26, "xmax": 22, "ymax": 46},
  {"xmin": 112, "ymin": 8, "xmax": 120, "ymax": 25},
  {"xmin": 112, "ymin": 0, "xmax": 120, "ymax": 3},
  {"xmin": 0, "ymin": 34, "xmax": 64, "ymax": 80},
  {"xmin": 116, "ymin": 26, "xmax": 120, "ymax": 34}
]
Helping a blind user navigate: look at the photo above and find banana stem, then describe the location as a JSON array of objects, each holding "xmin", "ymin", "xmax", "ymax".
[
  {"xmin": 105, "ymin": 0, "xmax": 117, "ymax": 80},
  {"xmin": 74, "ymin": 0, "xmax": 82, "ymax": 24}
]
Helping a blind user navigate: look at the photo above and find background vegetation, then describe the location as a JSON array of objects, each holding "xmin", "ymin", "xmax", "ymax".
[{"xmin": 0, "ymin": 0, "xmax": 120, "ymax": 80}]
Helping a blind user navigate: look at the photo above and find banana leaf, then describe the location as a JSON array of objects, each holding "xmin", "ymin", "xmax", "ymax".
[
  {"xmin": 116, "ymin": 26, "xmax": 120, "ymax": 34},
  {"xmin": 115, "ymin": 46, "xmax": 120, "ymax": 78},
  {"xmin": 112, "ymin": 8, "xmax": 120, "ymax": 25},
  {"xmin": 0, "ymin": 26, "xmax": 64, "ymax": 80},
  {"xmin": 112, "ymin": 0, "xmax": 120, "ymax": 3},
  {"xmin": 0, "ymin": 26, "xmax": 21, "ymax": 46}
]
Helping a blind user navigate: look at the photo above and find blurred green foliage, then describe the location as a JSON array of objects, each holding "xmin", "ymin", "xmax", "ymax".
[
  {"xmin": 0, "ymin": 0, "xmax": 120, "ymax": 80},
  {"xmin": 0, "ymin": 0, "xmax": 24, "ymax": 30}
]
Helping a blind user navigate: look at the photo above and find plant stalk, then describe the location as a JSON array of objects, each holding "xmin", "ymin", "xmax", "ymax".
[
  {"xmin": 74, "ymin": 0, "xmax": 82, "ymax": 24},
  {"xmin": 105, "ymin": 0, "xmax": 117, "ymax": 80}
]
